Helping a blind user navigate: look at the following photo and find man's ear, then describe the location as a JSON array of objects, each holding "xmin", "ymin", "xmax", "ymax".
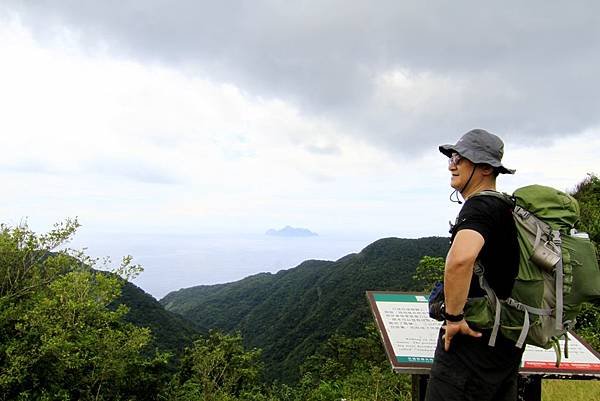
[{"xmin": 479, "ymin": 164, "xmax": 495, "ymax": 176}]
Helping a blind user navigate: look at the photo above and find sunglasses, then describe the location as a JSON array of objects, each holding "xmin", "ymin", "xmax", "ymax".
[{"xmin": 448, "ymin": 153, "xmax": 463, "ymax": 166}]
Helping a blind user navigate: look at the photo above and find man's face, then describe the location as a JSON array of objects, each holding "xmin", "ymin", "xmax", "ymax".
[{"xmin": 448, "ymin": 152, "xmax": 476, "ymax": 190}]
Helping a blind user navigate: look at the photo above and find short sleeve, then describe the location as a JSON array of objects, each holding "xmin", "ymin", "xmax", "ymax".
[{"xmin": 452, "ymin": 197, "xmax": 496, "ymax": 243}]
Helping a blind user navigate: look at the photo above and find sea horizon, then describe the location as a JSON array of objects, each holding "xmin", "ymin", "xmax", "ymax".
[{"xmin": 68, "ymin": 230, "xmax": 385, "ymax": 299}]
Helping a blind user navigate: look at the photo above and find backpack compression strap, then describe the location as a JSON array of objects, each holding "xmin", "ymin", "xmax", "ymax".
[
  {"xmin": 512, "ymin": 205, "xmax": 565, "ymax": 331},
  {"xmin": 552, "ymin": 230, "xmax": 564, "ymax": 331},
  {"xmin": 473, "ymin": 262, "xmax": 502, "ymax": 347},
  {"xmin": 503, "ymin": 298, "xmax": 554, "ymax": 348},
  {"xmin": 475, "ymin": 262, "xmax": 555, "ymax": 348}
]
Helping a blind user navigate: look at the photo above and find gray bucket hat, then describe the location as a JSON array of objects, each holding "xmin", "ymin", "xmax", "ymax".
[{"xmin": 439, "ymin": 129, "xmax": 515, "ymax": 174}]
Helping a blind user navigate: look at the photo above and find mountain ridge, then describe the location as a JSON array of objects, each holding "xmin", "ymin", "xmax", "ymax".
[{"xmin": 160, "ymin": 236, "xmax": 450, "ymax": 381}]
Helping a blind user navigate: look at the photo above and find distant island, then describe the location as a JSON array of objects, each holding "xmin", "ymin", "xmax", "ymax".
[{"xmin": 265, "ymin": 226, "xmax": 318, "ymax": 237}]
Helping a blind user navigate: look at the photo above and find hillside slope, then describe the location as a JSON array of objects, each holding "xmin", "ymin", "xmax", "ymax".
[
  {"xmin": 117, "ymin": 280, "xmax": 202, "ymax": 355},
  {"xmin": 160, "ymin": 236, "xmax": 449, "ymax": 381}
]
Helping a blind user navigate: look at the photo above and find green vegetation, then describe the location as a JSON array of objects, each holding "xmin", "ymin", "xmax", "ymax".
[
  {"xmin": 117, "ymin": 280, "xmax": 204, "ymax": 355},
  {"xmin": 161, "ymin": 237, "xmax": 450, "ymax": 382},
  {"xmin": 542, "ymin": 379, "xmax": 600, "ymax": 400},
  {"xmin": 297, "ymin": 323, "xmax": 411, "ymax": 401},
  {"xmin": 0, "ymin": 220, "xmax": 169, "ymax": 400},
  {"xmin": 164, "ymin": 330, "xmax": 263, "ymax": 400},
  {"xmin": 1, "ymin": 174, "xmax": 598, "ymax": 400},
  {"xmin": 412, "ymin": 255, "xmax": 445, "ymax": 291},
  {"xmin": 572, "ymin": 174, "xmax": 600, "ymax": 253},
  {"xmin": 0, "ymin": 219, "xmax": 438, "ymax": 400},
  {"xmin": 0, "ymin": 219, "xmax": 422, "ymax": 400},
  {"xmin": 571, "ymin": 174, "xmax": 600, "ymax": 352}
]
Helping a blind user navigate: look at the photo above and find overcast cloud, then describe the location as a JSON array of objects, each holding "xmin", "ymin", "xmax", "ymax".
[{"xmin": 4, "ymin": 1, "xmax": 600, "ymax": 153}]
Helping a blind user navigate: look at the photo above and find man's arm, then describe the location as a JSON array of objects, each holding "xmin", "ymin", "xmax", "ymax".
[{"xmin": 442, "ymin": 229, "xmax": 484, "ymax": 351}]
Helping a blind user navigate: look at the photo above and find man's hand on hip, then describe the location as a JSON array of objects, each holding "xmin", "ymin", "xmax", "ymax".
[{"xmin": 442, "ymin": 319, "xmax": 482, "ymax": 351}]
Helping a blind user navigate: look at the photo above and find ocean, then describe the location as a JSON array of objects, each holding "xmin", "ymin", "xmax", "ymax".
[{"xmin": 68, "ymin": 231, "xmax": 378, "ymax": 299}]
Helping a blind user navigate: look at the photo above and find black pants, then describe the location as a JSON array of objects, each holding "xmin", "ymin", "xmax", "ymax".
[{"xmin": 424, "ymin": 328, "xmax": 524, "ymax": 401}]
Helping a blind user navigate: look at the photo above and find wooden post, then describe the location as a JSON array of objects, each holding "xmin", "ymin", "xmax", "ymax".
[
  {"xmin": 518, "ymin": 375, "xmax": 542, "ymax": 401},
  {"xmin": 411, "ymin": 374, "xmax": 428, "ymax": 401}
]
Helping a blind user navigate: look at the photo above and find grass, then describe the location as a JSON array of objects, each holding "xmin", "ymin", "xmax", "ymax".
[{"xmin": 542, "ymin": 379, "xmax": 600, "ymax": 400}]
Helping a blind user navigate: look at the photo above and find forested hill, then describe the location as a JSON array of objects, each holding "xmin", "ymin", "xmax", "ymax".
[
  {"xmin": 117, "ymin": 280, "xmax": 203, "ymax": 353},
  {"xmin": 160, "ymin": 236, "xmax": 450, "ymax": 381}
]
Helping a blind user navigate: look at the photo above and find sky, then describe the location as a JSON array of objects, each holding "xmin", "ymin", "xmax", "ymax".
[{"xmin": 1, "ymin": 2, "xmax": 599, "ymax": 291}]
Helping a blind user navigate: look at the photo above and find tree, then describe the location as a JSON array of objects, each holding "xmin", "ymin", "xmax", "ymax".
[
  {"xmin": 412, "ymin": 256, "xmax": 445, "ymax": 292},
  {"xmin": 168, "ymin": 330, "xmax": 263, "ymax": 400},
  {"xmin": 297, "ymin": 324, "xmax": 411, "ymax": 401},
  {"xmin": 571, "ymin": 173, "xmax": 600, "ymax": 254},
  {"xmin": 0, "ymin": 220, "xmax": 168, "ymax": 400},
  {"xmin": 571, "ymin": 174, "xmax": 600, "ymax": 353}
]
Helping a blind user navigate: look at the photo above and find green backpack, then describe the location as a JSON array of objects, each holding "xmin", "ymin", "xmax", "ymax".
[{"xmin": 464, "ymin": 185, "xmax": 600, "ymax": 362}]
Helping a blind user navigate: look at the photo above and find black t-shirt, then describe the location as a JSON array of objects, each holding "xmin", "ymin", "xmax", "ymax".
[{"xmin": 451, "ymin": 195, "xmax": 520, "ymax": 299}]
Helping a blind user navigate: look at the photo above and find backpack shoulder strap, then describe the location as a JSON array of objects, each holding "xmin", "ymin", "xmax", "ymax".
[{"xmin": 472, "ymin": 190, "xmax": 515, "ymax": 208}]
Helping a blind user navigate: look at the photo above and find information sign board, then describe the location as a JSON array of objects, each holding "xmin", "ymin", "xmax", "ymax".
[{"xmin": 367, "ymin": 291, "xmax": 600, "ymax": 377}]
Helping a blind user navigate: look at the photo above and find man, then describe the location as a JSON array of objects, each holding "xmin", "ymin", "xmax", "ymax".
[{"xmin": 424, "ymin": 129, "xmax": 523, "ymax": 401}]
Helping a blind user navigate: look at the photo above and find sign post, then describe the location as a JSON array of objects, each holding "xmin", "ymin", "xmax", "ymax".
[{"xmin": 366, "ymin": 291, "xmax": 600, "ymax": 401}]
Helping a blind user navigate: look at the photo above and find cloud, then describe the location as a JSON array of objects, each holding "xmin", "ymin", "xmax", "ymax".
[
  {"xmin": 0, "ymin": 160, "xmax": 56, "ymax": 175},
  {"xmin": 0, "ymin": 19, "xmax": 411, "ymax": 234},
  {"xmin": 83, "ymin": 157, "xmax": 179, "ymax": 184},
  {"xmin": 304, "ymin": 144, "xmax": 341, "ymax": 156},
  {"xmin": 0, "ymin": 3, "xmax": 598, "ymax": 241},
  {"xmin": 3, "ymin": 1, "xmax": 599, "ymax": 156}
]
